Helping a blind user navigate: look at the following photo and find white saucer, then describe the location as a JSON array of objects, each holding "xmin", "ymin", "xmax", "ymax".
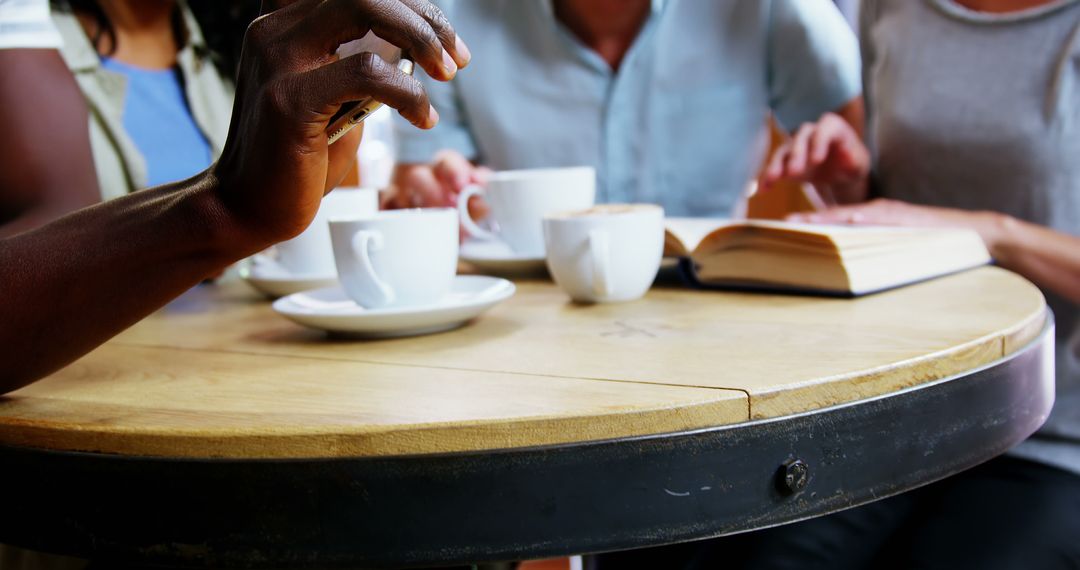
[
  {"xmin": 272, "ymin": 275, "xmax": 516, "ymax": 338},
  {"xmin": 460, "ymin": 240, "xmax": 548, "ymax": 276},
  {"xmin": 240, "ymin": 260, "xmax": 337, "ymax": 299}
]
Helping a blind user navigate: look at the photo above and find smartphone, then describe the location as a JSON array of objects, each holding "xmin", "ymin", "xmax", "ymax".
[{"xmin": 327, "ymin": 57, "xmax": 415, "ymax": 145}]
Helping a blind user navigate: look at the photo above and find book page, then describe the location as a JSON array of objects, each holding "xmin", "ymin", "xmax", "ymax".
[
  {"xmin": 686, "ymin": 217, "xmax": 989, "ymax": 295},
  {"xmin": 702, "ymin": 220, "xmax": 968, "ymax": 252},
  {"xmin": 665, "ymin": 218, "xmax": 733, "ymax": 256}
]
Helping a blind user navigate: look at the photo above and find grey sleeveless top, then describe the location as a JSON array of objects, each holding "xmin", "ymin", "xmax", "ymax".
[{"xmin": 862, "ymin": 0, "xmax": 1080, "ymax": 474}]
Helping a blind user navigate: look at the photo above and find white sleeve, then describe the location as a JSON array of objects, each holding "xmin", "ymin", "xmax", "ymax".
[{"xmin": 0, "ymin": 0, "xmax": 62, "ymax": 49}]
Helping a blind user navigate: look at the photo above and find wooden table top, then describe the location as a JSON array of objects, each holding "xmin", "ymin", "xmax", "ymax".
[{"xmin": 0, "ymin": 266, "xmax": 1045, "ymax": 459}]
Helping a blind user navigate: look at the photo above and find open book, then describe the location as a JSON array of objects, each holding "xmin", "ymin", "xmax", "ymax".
[{"xmin": 665, "ymin": 218, "xmax": 991, "ymax": 297}]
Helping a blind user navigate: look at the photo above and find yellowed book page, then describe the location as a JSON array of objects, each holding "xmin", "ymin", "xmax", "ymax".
[
  {"xmin": 754, "ymin": 224, "xmax": 986, "ymax": 258},
  {"xmin": 844, "ymin": 231, "xmax": 991, "ymax": 293},
  {"xmin": 664, "ymin": 218, "xmax": 732, "ymax": 257},
  {"xmin": 697, "ymin": 220, "xmax": 985, "ymax": 255},
  {"xmin": 693, "ymin": 248, "xmax": 851, "ymax": 291},
  {"xmin": 666, "ymin": 219, "xmax": 864, "ymax": 257},
  {"xmin": 694, "ymin": 220, "xmax": 839, "ymax": 256},
  {"xmin": 694, "ymin": 228, "xmax": 989, "ymax": 294},
  {"xmin": 735, "ymin": 220, "xmax": 935, "ymax": 248}
]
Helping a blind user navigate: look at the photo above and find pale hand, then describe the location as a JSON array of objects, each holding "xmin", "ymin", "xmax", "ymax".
[
  {"xmin": 763, "ymin": 113, "xmax": 871, "ymax": 205},
  {"xmin": 788, "ymin": 198, "xmax": 1008, "ymax": 253},
  {"xmin": 389, "ymin": 150, "xmax": 491, "ymax": 232}
]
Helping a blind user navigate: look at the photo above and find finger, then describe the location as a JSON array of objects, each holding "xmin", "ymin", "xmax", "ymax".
[
  {"xmin": 288, "ymin": 0, "xmax": 459, "ymax": 81},
  {"xmin": 353, "ymin": 0, "xmax": 458, "ymax": 81},
  {"xmin": 380, "ymin": 187, "xmax": 400, "ymax": 209},
  {"xmin": 396, "ymin": 0, "xmax": 470, "ymax": 67},
  {"xmin": 836, "ymin": 132, "xmax": 871, "ymax": 177},
  {"xmin": 472, "ymin": 166, "xmax": 493, "ymax": 185},
  {"xmin": 325, "ymin": 126, "xmax": 363, "ymax": 192},
  {"xmin": 409, "ymin": 169, "xmax": 447, "ymax": 207},
  {"xmin": 433, "ymin": 152, "xmax": 474, "ymax": 192},
  {"xmin": 250, "ymin": 0, "xmax": 318, "ymax": 45},
  {"xmin": 467, "ymin": 193, "xmax": 490, "ymax": 221},
  {"xmin": 808, "ymin": 120, "xmax": 840, "ymax": 166},
  {"xmin": 294, "ymin": 51, "xmax": 435, "ymax": 129},
  {"xmin": 763, "ymin": 144, "xmax": 792, "ymax": 184},
  {"xmin": 784, "ymin": 125, "xmax": 814, "ymax": 178}
]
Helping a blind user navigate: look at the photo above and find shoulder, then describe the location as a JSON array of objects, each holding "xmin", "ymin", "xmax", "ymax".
[
  {"xmin": 765, "ymin": 0, "xmax": 858, "ymax": 48},
  {"xmin": 764, "ymin": 0, "xmax": 858, "ymax": 59},
  {"xmin": 0, "ymin": 0, "xmax": 62, "ymax": 49}
]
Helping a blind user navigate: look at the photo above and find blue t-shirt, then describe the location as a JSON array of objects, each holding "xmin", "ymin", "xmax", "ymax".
[
  {"xmin": 395, "ymin": 0, "xmax": 862, "ymax": 217},
  {"xmin": 102, "ymin": 58, "xmax": 212, "ymax": 188}
]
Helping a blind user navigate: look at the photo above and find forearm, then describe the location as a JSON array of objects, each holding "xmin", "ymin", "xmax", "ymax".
[
  {"xmin": 0, "ymin": 0, "xmax": 468, "ymax": 394},
  {"xmin": 0, "ymin": 172, "xmax": 260, "ymax": 393},
  {"xmin": 987, "ymin": 214, "xmax": 1080, "ymax": 304},
  {"xmin": 0, "ymin": 195, "xmax": 98, "ymax": 239}
]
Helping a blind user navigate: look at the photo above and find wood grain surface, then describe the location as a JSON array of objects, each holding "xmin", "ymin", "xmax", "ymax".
[{"xmin": 0, "ymin": 266, "xmax": 1045, "ymax": 458}]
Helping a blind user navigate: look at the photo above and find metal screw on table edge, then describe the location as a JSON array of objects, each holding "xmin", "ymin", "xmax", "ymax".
[{"xmin": 777, "ymin": 459, "xmax": 810, "ymax": 495}]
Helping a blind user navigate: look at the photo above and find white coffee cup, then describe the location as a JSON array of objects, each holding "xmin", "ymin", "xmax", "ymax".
[
  {"xmin": 275, "ymin": 187, "xmax": 379, "ymax": 276},
  {"xmin": 458, "ymin": 166, "xmax": 596, "ymax": 257},
  {"xmin": 329, "ymin": 208, "xmax": 458, "ymax": 309},
  {"xmin": 543, "ymin": 204, "xmax": 665, "ymax": 303}
]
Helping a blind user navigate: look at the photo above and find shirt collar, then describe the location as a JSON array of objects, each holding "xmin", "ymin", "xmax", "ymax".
[{"xmin": 540, "ymin": 0, "xmax": 668, "ymax": 19}]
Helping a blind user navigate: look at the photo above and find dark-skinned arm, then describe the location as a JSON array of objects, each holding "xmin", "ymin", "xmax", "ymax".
[
  {"xmin": 0, "ymin": 0, "xmax": 470, "ymax": 394},
  {"xmin": 0, "ymin": 49, "xmax": 100, "ymax": 237}
]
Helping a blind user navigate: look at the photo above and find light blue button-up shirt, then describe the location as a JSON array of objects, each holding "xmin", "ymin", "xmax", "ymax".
[{"xmin": 395, "ymin": 0, "xmax": 861, "ymax": 217}]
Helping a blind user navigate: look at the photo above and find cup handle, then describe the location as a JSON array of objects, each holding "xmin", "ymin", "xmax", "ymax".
[
  {"xmin": 458, "ymin": 184, "xmax": 498, "ymax": 241},
  {"xmin": 589, "ymin": 229, "xmax": 613, "ymax": 298},
  {"xmin": 252, "ymin": 251, "xmax": 277, "ymax": 266},
  {"xmin": 351, "ymin": 230, "xmax": 396, "ymax": 307}
]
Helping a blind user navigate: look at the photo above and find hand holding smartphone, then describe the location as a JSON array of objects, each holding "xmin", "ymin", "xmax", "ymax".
[{"xmin": 327, "ymin": 33, "xmax": 415, "ymax": 145}]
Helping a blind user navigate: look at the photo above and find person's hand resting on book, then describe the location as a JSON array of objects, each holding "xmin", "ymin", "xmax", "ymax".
[
  {"xmin": 789, "ymin": 199, "xmax": 1008, "ymax": 249},
  {"xmin": 762, "ymin": 112, "xmax": 871, "ymax": 205},
  {"xmin": 788, "ymin": 199, "xmax": 1080, "ymax": 306}
]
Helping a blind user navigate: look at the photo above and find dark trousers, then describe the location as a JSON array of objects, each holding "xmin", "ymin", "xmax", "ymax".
[{"xmin": 589, "ymin": 456, "xmax": 1080, "ymax": 570}]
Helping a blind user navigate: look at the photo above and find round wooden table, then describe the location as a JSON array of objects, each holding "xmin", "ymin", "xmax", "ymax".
[{"xmin": 0, "ymin": 266, "xmax": 1054, "ymax": 569}]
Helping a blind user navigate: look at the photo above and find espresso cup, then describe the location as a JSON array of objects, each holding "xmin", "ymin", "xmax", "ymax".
[
  {"xmin": 275, "ymin": 187, "xmax": 379, "ymax": 276},
  {"xmin": 458, "ymin": 166, "xmax": 596, "ymax": 257},
  {"xmin": 543, "ymin": 204, "xmax": 665, "ymax": 303},
  {"xmin": 329, "ymin": 208, "xmax": 458, "ymax": 309}
]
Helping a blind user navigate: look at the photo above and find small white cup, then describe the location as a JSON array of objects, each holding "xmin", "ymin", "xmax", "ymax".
[
  {"xmin": 543, "ymin": 204, "xmax": 665, "ymax": 303},
  {"xmin": 458, "ymin": 166, "xmax": 596, "ymax": 257},
  {"xmin": 275, "ymin": 187, "xmax": 379, "ymax": 277},
  {"xmin": 330, "ymin": 208, "xmax": 459, "ymax": 309}
]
